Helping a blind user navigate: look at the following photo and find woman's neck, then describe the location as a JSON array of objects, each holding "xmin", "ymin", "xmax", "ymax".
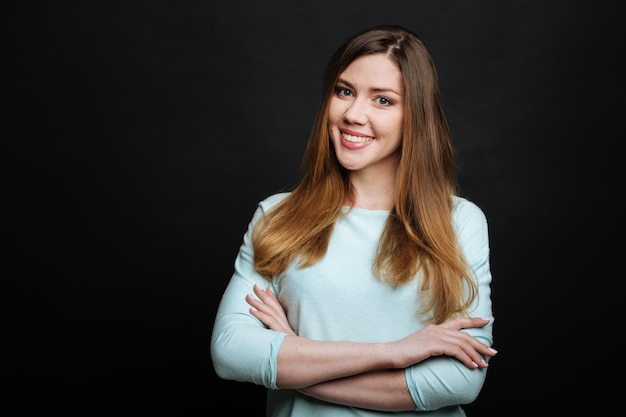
[{"xmin": 347, "ymin": 169, "xmax": 397, "ymax": 210}]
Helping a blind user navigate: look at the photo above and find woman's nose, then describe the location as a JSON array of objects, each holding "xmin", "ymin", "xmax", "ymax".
[{"xmin": 343, "ymin": 99, "xmax": 368, "ymax": 125}]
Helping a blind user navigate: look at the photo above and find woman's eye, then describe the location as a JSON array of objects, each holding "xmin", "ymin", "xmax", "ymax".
[
  {"xmin": 336, "ymin": 87, "xmax": 352, "ymax": 97},
  {"xmin": 376, "ymin": 97, "xmax": 391, "ymax": 106}
]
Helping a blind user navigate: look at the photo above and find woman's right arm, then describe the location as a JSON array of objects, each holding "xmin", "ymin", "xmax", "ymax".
[{"xmin": 210, "ymin": 198, "xmax": 289, "ymax": 389}]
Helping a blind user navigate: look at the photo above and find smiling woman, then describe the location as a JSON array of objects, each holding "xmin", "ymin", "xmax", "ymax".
[{"xmin": 210, "ymin": 24, "xmax": 496, "ymax": 416}]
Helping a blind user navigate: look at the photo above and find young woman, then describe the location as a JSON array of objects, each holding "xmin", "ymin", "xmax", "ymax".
[{"xmin": 211, "ymin": 24, "xmax": 496, "ymax": 416}]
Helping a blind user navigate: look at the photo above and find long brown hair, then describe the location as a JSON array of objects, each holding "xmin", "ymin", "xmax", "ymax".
[{"xmin": 252, "ymin": 25, "xmax": 477, "ymax": 324}]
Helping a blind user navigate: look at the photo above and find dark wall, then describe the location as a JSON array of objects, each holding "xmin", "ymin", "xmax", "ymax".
[{"xmin": 5, "ymin": 0, "xmax": 623, "ymax": 415}]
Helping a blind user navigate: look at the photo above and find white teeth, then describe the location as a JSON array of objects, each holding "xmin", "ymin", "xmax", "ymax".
[{"xmin": 343, "ymin": 133, "xmax": 374, "ymax": 143}]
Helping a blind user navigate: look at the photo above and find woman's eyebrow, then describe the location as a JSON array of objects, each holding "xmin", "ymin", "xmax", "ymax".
[{"xmin": 337, "ymin": 77, "xmax": 402, "ymax": 96}]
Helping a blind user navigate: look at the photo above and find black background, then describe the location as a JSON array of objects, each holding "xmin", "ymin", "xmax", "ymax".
[{"xmin": 5, "ymin": 0, "xmax": 624, "ymax": 415}]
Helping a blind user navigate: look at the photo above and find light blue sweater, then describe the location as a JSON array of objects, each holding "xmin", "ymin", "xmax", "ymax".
[{"xmin": 211, "ymin": 192, "xmax": 494, "ymax": 416}]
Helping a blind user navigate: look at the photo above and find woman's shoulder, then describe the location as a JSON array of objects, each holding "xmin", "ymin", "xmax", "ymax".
[
  {"xmin": 247, "ymin": 192, "xmax": 291, "ymax": 225},
  {"xmin": 452, "ymin": 195, "xmax": 490, "ymax": 254},
  {"xmin": 452, "ymin": 195, "xmax": 487, "ymax": 225},
  {"xmin": 258, "ymin": 192, "xmax": 291, "ymax": 211}
]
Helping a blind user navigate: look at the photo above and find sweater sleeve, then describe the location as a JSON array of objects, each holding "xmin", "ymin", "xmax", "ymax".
[
  {"xmin": 210, "ymin": 194, "xmax": 289, "ymax": 389},
  {"xmin": 406, "ymin": 197, "xmax": 494, "ymax": 411}
]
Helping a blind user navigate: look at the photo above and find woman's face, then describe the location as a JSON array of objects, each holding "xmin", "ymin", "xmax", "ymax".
[{"xmin": 328, "ymin": 53, "xmax": 404, "ymax": 173}]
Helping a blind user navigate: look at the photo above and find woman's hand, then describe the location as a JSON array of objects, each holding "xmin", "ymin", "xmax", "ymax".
[
  {"xmin": 246, "ymin": 284, "xmax": 296, "ymax": 336},
  {"xmin": 386, "ymin": 317, "xmax": 497, "ymax": 370}
]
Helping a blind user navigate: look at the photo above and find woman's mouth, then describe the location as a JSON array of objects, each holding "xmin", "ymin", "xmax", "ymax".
[{"xmin": 342, "ymin": 133, "xmax": 374, "ymax": 143}]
